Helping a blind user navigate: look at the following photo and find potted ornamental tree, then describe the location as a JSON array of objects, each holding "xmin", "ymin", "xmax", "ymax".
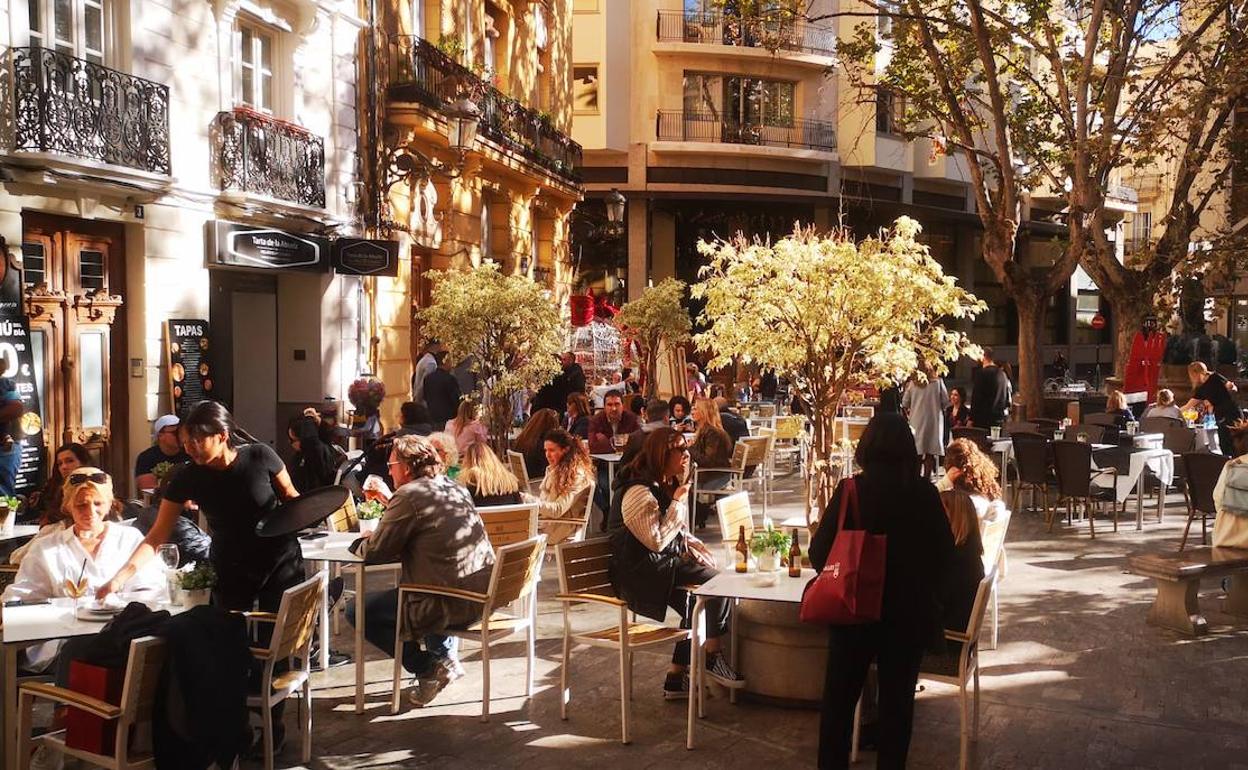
[{"xmin": 614, "ymin": 277, "xmax": 692, "ymax": 398}]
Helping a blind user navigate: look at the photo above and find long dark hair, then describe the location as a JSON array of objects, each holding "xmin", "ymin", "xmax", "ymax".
[
  {"xmin": 855, "ymin": 413, "xmax": 920, "ymax": 480},
  {"xmin": 50, "ymin": 442, "xmax": 92, "ymax": 484},
  {"xmin": 625, "ymin": 427, "xmax": 687, "ymax": 494},
  {"xmin": 289, "ymin": 415, "xmax": 338, "ymax": 487},
  {"xmin": 181, "ymin": 400, "xmax": 259, "ymax": 446},
  {"xmin": 542, "ymin": 428, "xmax": 592, "ymax": 496},
  {"xmin": 516, "ymin": 408, "xmax": 560, "ymax": 453}
]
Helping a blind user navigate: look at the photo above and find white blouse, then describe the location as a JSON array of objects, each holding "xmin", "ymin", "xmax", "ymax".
[{"xmin": 2, "ymin": 522, "xmax": 164, "ymax": 604}]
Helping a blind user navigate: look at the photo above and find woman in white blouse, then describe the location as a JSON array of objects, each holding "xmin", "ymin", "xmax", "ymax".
[
  {"xmin": 3, "ymin": 469, "xmax": 163, "ymax": 672},
  {"xmin": 606, "ymin": 428, "xmax": 741, "ymax": 699},
  {"xmin": 524, "ymin": 429, "xmax": 594, "ymax": 544}
]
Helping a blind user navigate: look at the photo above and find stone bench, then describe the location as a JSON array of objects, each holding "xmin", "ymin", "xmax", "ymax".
[{"xmin": 1127, "ymin": 546, "xmax": 1248, "ymax": 635}]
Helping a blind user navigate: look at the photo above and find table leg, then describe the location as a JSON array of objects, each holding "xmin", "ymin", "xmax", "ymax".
[
  {"xmin": 1136, "ymin": 470, "xmax": 1145, "ymax": 531},
  {"xmin": 729, "ymin": 598, "xmax": 738, "ymax": 706},
  {"xmin": 4, "ymin": 645, "xmax": 17, "ymax": 770},
  {"xmin": 354, "ymin": 562, "xmax": 366, "ymax": 714},
  {"xmin": 318, "ymin": 562, "xmax": 330, "ymax": 672},
  {"xmin": 1158, "ymin": 481, "xmax": 1166, "ymax": 523},
  {"xmin": 686, "ymin": 597, "xmax": 706, "ymax": 750}
]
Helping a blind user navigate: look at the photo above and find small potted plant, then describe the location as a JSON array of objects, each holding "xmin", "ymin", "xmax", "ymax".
[
  {"xmin": 357, "ymin": 499, "xmax": 385, "ymax": 534},
  {"xmin": 172, "ymin": 562, "xmax": 216, "ymax": 607},
  {"xmin": 750, "ymin": 526, "xmax": 791, "ymax": 573}
]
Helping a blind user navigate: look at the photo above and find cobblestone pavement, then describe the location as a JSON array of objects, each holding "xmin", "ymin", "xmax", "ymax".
[{"xmin": 266, "ymin": 479, "xmax": 1245, "ymax": 769}]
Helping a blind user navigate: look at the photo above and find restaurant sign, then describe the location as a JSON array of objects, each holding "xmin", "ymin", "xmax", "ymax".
[
  {"xmin": 0, "ymin": 243, "xmax": 45, "ymax": 492},
  {"xmin": 332, "ymin": 239, "xmax": 400, "ymax": 277},
  {"xmin": 209, "ymin": 221, "xmax": 329, "ymax": 272}
]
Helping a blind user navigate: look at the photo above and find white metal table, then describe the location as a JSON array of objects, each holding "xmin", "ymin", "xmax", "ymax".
[
  {"xmin": 1091, "ymin": 446, "xmax": 1174, "ymax": 530},
  {"xmin": 300, "ymin": 532, "xmax": 372, "ymax": 714},
  {"xmin": 0, "ymin": 526, "xmax": 40, "ymax": 544},
  {"xmin": 686, "ymin": 568, "xmax": 815, "ymax": 750}
]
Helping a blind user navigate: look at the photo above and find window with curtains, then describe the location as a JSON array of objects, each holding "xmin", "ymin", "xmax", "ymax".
[{"xmin": 682, "ymin": 72, "xmax": 795, "ymax": 127}]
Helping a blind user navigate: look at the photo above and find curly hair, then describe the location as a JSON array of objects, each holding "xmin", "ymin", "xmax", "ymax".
[
  {"xmin": 943, "ymin": 438, "xmax": 1001, "ymax": 501},
  {"xmin": 392, "ymin": 435, "xmax": 444, "ymax": 479},
  {"xmin": 543, "ymin": 429, "xmax": 592, "ymax": 498}
]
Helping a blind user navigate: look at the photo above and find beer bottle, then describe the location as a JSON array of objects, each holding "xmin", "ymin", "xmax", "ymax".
[
  {"xmin": 788, "ymin": 529, "xmax": 802, "ymax": 578},
  {"xmin": 735, "ymin": 526, "xmax": 749, "ymax": 573}
]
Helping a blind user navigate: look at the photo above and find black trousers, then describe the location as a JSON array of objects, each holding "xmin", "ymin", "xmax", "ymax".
[
  {"xmin": 668, "ymin": 560, "xmax": 729, "ymax": 667},
  {"xmin": 819, "ymin": 623, "xmax": 925, "ymax": 770}
]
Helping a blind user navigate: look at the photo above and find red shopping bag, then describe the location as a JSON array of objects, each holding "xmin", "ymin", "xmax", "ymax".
[
  {"xmin": 799, "ymin": 479, "xmax": 887, "ymax": 625},
  {"xmin": 65, "ymin": 660, "xmax": 124, "ymax": 756}
]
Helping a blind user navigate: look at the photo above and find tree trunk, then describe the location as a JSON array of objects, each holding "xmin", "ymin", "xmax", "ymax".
[
  {"xmin": 1104, "ymin": 283, "xmax": 1149, "ymax": 381},
  {"xmin": 1014, "ymin": 291, "xmax": 1047, "ymax": 420},
  {"xmin": 487, "ymin": 385, "xmax": 514, "ymax": 454}
]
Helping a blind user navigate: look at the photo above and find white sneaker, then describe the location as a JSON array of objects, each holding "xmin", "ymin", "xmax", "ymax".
[{"xmin": 29, "ymin": 745, "xmax": 63, "ymax": 770}]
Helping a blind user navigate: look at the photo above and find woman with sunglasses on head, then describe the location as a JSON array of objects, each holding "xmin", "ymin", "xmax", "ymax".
[
  {"xmin": 607, "ymin": 428, "xmax": 741, "ymax": 699},
  {"xmin": 99, "ymin": 400, "xmax": 303, "ymax": 612}
]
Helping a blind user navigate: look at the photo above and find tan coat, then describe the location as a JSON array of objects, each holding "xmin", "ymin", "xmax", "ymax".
[
  {"xmin": 534, "ymin": 464, "xmax": 593, "ymax": 545},
  {"xmin": 357, "ymin": 475, "xmax": 495, "ymax": 638}
]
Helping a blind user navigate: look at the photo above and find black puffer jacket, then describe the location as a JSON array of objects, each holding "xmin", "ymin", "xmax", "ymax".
[{"xmin": 607, "ymin": 477, "xmax": 685, "ymax": 621}]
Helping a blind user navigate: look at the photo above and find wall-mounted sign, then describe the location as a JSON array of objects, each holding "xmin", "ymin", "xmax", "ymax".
[
  {"xmin": 332, "ymin": 239, "xmax": 400, "ymax": 277},
  {"xmin": 208, "ymin": 221, "xmax": 329, "ymax": 272},
  {"xmin": 1, "ymin": 246, "xmax": 44, "ymax": 492},
  {"xmin": 166, "ymin": 319, "xmax": 214, "ymax": 417}
]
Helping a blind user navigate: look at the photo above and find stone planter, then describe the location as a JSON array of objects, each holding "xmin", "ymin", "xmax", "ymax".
[
  {"xmin": 171, "ymin": 587, "xmax": 211, "ymax": 607},
  {"xmin": 736, "ymin": 599, "xmax": 827, "ymax": 707}
]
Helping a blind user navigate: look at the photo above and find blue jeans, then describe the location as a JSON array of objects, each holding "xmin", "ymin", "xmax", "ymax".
[
  {"xmin": 0, "ymin": 442, "xmax": 20, "ymax": 496},
  {"xmin": 346, "ymin": 588, "xmax": 456, "ymax": 678}
]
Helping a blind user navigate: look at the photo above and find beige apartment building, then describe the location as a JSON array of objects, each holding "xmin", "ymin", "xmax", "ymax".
[
  {"xmin": 366, "ymin": 0, "xmax": 583, "ymax": 423},
  {"xmin": 0, "ymin": 0, "xmax": 366, "ymax": 491},
  {"xmin": 571, "ymin": 0, "xmax": 1137, "ymax": 379}
]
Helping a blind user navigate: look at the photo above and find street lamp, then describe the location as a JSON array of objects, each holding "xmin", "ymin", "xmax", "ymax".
[
  {"xmin": 604, "ymin": 188, "xmax": 626, "ymax": 237},
  {"xmin": 444, "ymin": 97, "xmax": 481, "ymax": 160},
  {"xmin": 384, "ymin": 97, "xmax": 482, "ymax": 196}
]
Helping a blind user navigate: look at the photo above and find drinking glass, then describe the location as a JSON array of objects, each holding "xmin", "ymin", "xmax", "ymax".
[
  {"xmin": 989, "ymin": 426, "xmax": 1001, "ymax": 440},
  {"xmin": 158, "ymin": 544, "xmax": 180, "ymax": 571}
]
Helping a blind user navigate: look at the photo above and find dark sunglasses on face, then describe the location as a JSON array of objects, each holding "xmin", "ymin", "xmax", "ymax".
[{"xmin": 68, "ymin": 471, "xmax": 109, "ymax": 485}]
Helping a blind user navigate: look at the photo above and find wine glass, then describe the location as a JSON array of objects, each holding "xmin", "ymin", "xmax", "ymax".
[{"xmin": 158, "ymin": 544, "xmax": 180, "ymax": 571}]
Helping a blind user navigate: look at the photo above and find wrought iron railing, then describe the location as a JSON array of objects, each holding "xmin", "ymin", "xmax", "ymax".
[
  {"xmin": 387, "ymin": 36, "xmax": 583, "ymax": 184},
  {"xmin": 656, "ymin": 109, "xmax": 836, "ymax": 151},
  {"xmin": 210, "ymin": 108, "xmax": 325, "ymax": 208},
  {"xmin": 1106, "ymin": 182, "xmax": 1139, "ymax": 205},
  {"xmin": 8, "ymin": 47, "xmax": 170, "ymax": 175},
  {"xmin": 656, "ymin": 11, "xmax": 836, "ymax": 57}
]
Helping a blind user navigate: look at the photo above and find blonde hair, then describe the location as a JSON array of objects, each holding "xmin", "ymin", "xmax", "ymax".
[
  {"xmin": 61, "ymin": 468, "xmax": 122, "ymax": 521},
  {"xmin": 392, "ymin": 435, "xmax": 444, "ymax": 479},
  {"xmin": 1188, "ymin": 362, "xmax": 1210, "ymax": 378},
  {"xmin": 1156, "ymin": 388, "xmax": 1175, "ymax": 407},
  {"xmin": 692, "ymin": 397, "xmax": 722, "ymax": 432},
  {"xmin": 1106, "ymin": 390, "xmax": 1127, "ymax": 412},
  {"xmin": 940, "ymin": 490, "xmax": 983, "ymax": 551},
  {"xmin": 426, "ymin": 432, "xmax": 460, "ymax": 468},
  {"xmin": 448, "ymin": 400, "xmax": 480, "ymax": 436},
  {"xmin": 458, "ymin": 442, "xmax": 520, "ymax": 498}
]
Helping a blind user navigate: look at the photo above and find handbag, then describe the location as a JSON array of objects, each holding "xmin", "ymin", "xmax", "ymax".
[{"xmin": 799, "ymin": 478, "xmax": 888, "ymax": 625}]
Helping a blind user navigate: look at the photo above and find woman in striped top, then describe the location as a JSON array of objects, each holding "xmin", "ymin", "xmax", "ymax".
[{"xmin": 607, "ymin": 427, "xmax": 741, "ymax": 699}]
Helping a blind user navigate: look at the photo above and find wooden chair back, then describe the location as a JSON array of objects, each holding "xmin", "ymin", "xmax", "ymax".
[
  {"xmin": 716, "ymin": 492, "xmax": 754, "ymax": 542},
  {"xmin": 326, "ymin": 493, "xmax": 359, "ymax": 532},
  {"xmin": 118, "ymin": 636, "xmax": 167, "ymax": 726},
  {"xmin": 478, "ymin": 503, "xmax": 538, "ymax": 549},
  {"xmin": 757, "ymin": 403, "xmax": 777, "ymax": 418},
  {"xmin": 961, "ymin": 566, "xmax": 999, "ymax": 641},
  {"xmin": 268, "ymin": 574, "xmax": 324, "ymax": 661},
  {"xmin": 774, "ymin": 415, "xmax": 805, "ymax": 440},
  {"xmin": 556, "ymin": 537, "xmax": 613, "ymax": 597},
  {"xmin": 740, "ymin": 436, "xmax": 770, "ymax": 469},
  {"xmin": 486, "ymin": 536, "xmax": 546, "ymax": 610},
  {"xmin": 980, "ymin": 510, "xmax": 1011, "ymax": 574},
  {"xmin": 507, "ymin": 451, "xmax": 530, "ymax": 487}
]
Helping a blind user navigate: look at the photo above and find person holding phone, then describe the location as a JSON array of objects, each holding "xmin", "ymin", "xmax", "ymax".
[{"xmin": 607, "ymin": 428, "xmax": 741, "ymax": 700}]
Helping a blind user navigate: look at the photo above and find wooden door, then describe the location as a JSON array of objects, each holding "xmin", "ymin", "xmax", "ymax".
[{"xmin": 22, "ymin": 215, "xmax": 126, "ymax": 475}]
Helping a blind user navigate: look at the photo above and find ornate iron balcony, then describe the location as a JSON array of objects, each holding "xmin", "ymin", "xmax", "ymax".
[
  {"xmin": 8, "ymin": 47, "xmax": 170, "ymax": 175},
  {"xmin": 387, "ymin": 36, "xmax": 583, "ymax": 185},
  {"xmin": 656, "ymin": 109, "xmax": 836, "ymax": 152},
  {"xmin": 210, "ymin": 108, "xmax": 326, "ymax": 208},
  {"xmin": 656, "ymin": 11, "xmax": 836, "ymax": 57}
]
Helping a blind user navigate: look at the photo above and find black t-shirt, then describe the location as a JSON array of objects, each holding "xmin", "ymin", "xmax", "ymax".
[
  {"xmin": 133, "ymin": 445, "xmax": 191, "ymax": 480},
  {"xmin": 1195, "ymin": 373, "xmax": 1240, "ymax": 423},
  {"xmin": 163, "ymin": 443, "xmax": 299, "ymax": 577}
]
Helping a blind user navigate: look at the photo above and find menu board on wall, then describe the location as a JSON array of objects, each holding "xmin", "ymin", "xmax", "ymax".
[
  {"xmin": 166, "ymin": 319, "xmax": 214, "ymax": 417},
  {"xmin": 0, "ymin": 246, "xmax": 45, "ymax": 492}
]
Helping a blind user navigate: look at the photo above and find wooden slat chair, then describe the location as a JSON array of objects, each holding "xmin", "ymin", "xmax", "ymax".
[
  {"xmin": 478, "ymin": 503, "xmax": 539, "ymax": 550},
  {"xmin": 391, "ymin": 535, "xmax": 546, "ymax": 721},
  {"xmin": 689, "ymin": 436, "xmax": 770, "ymax": 527},
  {"xmin": 979, "ymin": 510, "xmax": 1012, "ymax": 650},
  {"xmin": 917, "ymin": 567, "xmax": 998, "ymax": 770},
  {"xmin": 555, "ymin": 537, "xmax": 689, "ymax": 744},
  {"xmin": 753, "ymin": 427, "xmax": 780, "ymax": 504},
  {"xmin": 538, "ymin": 481, "xmax": 597, "ymax": 545},
  {"xmin": 715, "ymin": 492, "xmax": 755, "ymax": 544},
  {"xmin": 17, "ymin": 637, "xmax": 166, "ymax": 770},
  {"xmin": 770, "ymin": 415, "xmax": 807, "ymax": 475},
  {"xmin": 243, "ymin": 573, "xmax": 322, "ymax": 770},
  {"xmin": 506, "ymin": 451, "xmax": 541, "ymax": 495}
]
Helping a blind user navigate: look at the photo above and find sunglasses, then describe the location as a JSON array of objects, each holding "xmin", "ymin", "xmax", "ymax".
[{"xmin": 68, "ymin": 472, "xmax": 109, "ymax": 486}]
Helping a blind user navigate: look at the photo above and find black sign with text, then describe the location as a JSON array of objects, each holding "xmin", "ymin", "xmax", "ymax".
[
  {"xmin": 0, "ymin": 247, "xmax": 44, "ymax": 493},
  {"xmin": 166, "ymin": 319, "xmax": 214, "ymax": 417},
  {"xmin": 332, "ymin": 239, "xmax": 400, "ymax": 276},
  {"xmin": 209, "ymin": 221, "xmax": 329, "ymax": 272}
]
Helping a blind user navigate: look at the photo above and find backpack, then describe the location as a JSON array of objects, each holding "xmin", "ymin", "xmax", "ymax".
[{"xmin": 1219, "ymin": 462, "xmax": 1248, "ymax": 517}]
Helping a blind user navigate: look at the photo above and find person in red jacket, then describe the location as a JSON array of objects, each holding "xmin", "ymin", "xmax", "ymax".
[{"xmin": 1124, "ymin": 315, "xmax": 1166, "ymax": 401}]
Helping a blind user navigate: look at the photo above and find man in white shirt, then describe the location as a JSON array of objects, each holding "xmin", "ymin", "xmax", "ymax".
[{"xmin": 411, "ymin": 340, "xmax": 444, "ymax": 407}]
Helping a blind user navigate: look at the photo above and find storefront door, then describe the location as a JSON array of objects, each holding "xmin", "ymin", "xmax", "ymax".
[{"xmin": 21, "ymin": 214, "xmax": 127, "ymax": 475}]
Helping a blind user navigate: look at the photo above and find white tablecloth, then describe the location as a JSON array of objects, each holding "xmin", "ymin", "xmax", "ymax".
[{"xmin": 1092, "ymin": 447, "xmax": 1173, "ymax": 501}]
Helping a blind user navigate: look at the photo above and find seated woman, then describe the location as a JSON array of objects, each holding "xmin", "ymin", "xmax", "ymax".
[
  {"xmin": 513, "ymin": 408, "xmax": 560, "ymax": 480},
  {"xmin": 938, "ymin": 490, "xmax": 986, "ymax": 632},
  {"xmin": 287, "ymin": 415, "xmax": 341, "ymax": 493},
  {"xmin": 525, "ymin": 429, "xmax": 594, "ymax": 544},
  {"xmin": 1105, "ymin": 390, "xmax": 1134, "ymax": 430},
  {"xmin": 565, "ymin": 393, "xmax": 592, "ymax": 440},
  {"xmin": 3, "ymin": 470, "xmax": 162, "ymax": 673},
  {"xmin": 1143, "ymin": 388, "xmax": 1183, "ymax": 422},
  {"xmin": 444, "ymin": 400, "xmax": 490, "ymax": 456},
  {"xmin": 944, "ymin": 387, "xmax": 971, "ymax": 446},
  {"xmin": 458, "ymin": 442, "xmax": 523, "ymax": 507},
  {"xmin": 688, "ymin": 397, "xmax": 734, "ymax": 529},
  {"xmin": 940, "ymin": 438, "xmax": 1006, "ymax": 524},
  {"xmin": 21, "ymin": 443, "xmax": 90, "ymax": 527},
  {"xmin": 347, "ymin": 435, "xmax": 495, "ymax": 707},
  {"xmin": 668, "ymin": 395, "xmax": 694, "ymax": 432},
  {"xmin": 608, "ymin": 428, "xmax": 741, "ymax": 698}
]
